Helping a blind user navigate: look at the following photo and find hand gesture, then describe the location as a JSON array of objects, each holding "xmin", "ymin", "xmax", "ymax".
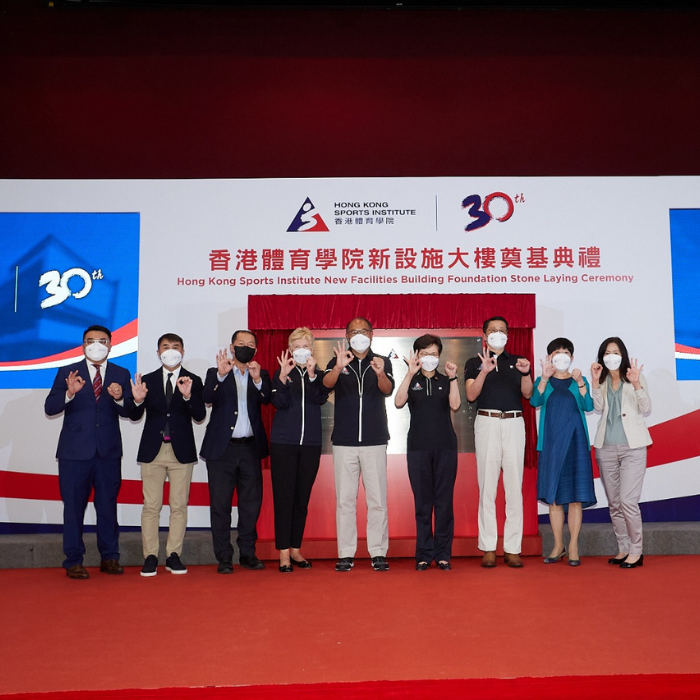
[
  {"xmin": 65, "ymin": 370, "xmax": 85, "ymax": 397},
  {"xmin": 177, "ymin": 376, "xmax": 192, "ymax": 399},
  {"xmin": 516, "ymin": 357, "xmax": 531, "ymax": 375},
  {"xmin": 248, "ymin": 360, "xmax": 261, "ymax": 383},
  {"xmin": 403, "ymin": 351, "xmax": 421, "ymax": 377},
  {"xmin": 130, "ymin": 374, "xmax": 148, "ymax": 402},
  {"xmin": 540, "ymin": 357, "xmax": 555, "ymax": 379},
  {"xmin": 478, "ymin": 352, "xmax": 497, "ymax": 375},
  {"xmin": 590, "ymin": 362, "xmax": 603, "ymax": 383},
  {"xmin": 106, "ymin": 383, "xmax": 123, "ymax": 401},
  {"xmin": 277, "ymin": 350, "xmax": 295, "ymax": 382},
  {"xmin": 216, "ymin": 349, "xmax": 234, "ymax": 376},
  {"xmin": 333, "ymin": 341, "xmax": 353, "ymax": 370},
  {"xmin": 306, "ymin": 354, "xmax": 317, "ymax": 379},
  {"xmin": 572, "ymin": 368, "xmax": 582, "ymax": 383},
  {"xmin": 370, "ymin": 355, "xmax": 385, "ymax": 376},
  {"xmin": 445, "ymin": 361, "xmax": 458, "ymax": 379},
  {"xmin": 627, "ymin": 357, "xmax": 643, "ymax": 385}
]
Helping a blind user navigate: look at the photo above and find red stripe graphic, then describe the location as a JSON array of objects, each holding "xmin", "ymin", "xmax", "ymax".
[{"xmin": 0, "ymin": 319, "xmax": 138, "ymax": 368}]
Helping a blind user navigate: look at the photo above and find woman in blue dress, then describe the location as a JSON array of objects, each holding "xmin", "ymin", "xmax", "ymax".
[{"xmin": 531, "ymin": 338, "xmax": 596, "ymax": 566}]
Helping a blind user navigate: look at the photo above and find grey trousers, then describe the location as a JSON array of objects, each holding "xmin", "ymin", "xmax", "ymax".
[{"xmin": 595, "ymin": 444, "xmax": 647, "ymax": 556}]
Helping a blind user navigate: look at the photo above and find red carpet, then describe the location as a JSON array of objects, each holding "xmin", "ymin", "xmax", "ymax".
[{"xmin": 1, "ymin": 556, "xmax": 699, "ymax": 697}]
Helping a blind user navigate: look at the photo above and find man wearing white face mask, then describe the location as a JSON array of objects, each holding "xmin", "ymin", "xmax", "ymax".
[
  {"xmin": 130, "ymin": 333, "xmax": 206, "ymax": 577},
  {"xmin": 323, "ymin": 317, "xmax": 395, "ymax": 572},
  {"xmin": 465, "ymin": 316, "xmax": 533, "ymax": 568},
  {"xmin": 45, "ymin": 325, "xmax": 134, "ymax": 579}
]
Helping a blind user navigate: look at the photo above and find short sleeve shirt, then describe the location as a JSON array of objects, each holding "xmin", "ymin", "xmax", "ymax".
[
  {"xmin": 464, "ymin": 350, "xmax": 526, "ymax": 412},
  {"xmin": 406, "ymin": 371, "xmax": 457, "ymax": 452}
]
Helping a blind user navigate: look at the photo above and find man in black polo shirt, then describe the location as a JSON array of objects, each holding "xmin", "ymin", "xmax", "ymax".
[
  {"xmin": 323, "ymin": 317, "xmax": 395, "ymax": 572},
  {"xmin": 465, "ymin": 316, "xmax": 532, "ymax": 568}
]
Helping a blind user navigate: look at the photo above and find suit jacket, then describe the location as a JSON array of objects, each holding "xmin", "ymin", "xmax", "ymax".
[
  {"xmin": 200, "ymin": 366, "xmax": 271, "ymax": 461},
  {"xmin": 45, "ymin": 358, "xmax": 133, "ymax": 460},
  {"xmin": 129, "ymin": 366, "xmax": 206, "ymax": 464},
  {"xmin": 592, "ymin": 374, "xmax": 652, "ymax": 449}
]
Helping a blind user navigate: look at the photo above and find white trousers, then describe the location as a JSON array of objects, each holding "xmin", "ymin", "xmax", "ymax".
[
  {"xmin": 474, "ymin": 414, "xmax": 525, "ymax": 554},
  {"xmin": 332, "ymin": 445, "xmax": 388, "ymax": 558}
]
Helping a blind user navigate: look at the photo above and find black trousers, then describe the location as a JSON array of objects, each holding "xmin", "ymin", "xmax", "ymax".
[
  {"xmin": 269, "ymin": 442, "xmax": 321, "ymax": 550},
  {"xmin": 206, "ymin": 441, "xmax": 262, "ymax": 561},
  {"xmin": 407, "ymin": 449, "xmax": 458, "ymax": 564}
]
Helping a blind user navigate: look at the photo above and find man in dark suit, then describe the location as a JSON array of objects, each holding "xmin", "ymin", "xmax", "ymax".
[
  {"xmin": 45, "ymin": 324, "xmax": 134, "ymax": 579},
  {"xmin": 130, "ymin": 333, "xmax": 206, "ymax": 577},
  {"xmin": 200, "ymin": 329, "xmax": 271, "ymax": 573}
]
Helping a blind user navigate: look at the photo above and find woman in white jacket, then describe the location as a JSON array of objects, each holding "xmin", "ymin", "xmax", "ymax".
[{"xmin": 591, "ymin": 337, "xmax": 652, "ymax": 569}]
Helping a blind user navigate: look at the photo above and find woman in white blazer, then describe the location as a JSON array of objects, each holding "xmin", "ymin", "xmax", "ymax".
[{"xmin": 591, "ymin": 337, "xmax": 652, "ymax": 569}]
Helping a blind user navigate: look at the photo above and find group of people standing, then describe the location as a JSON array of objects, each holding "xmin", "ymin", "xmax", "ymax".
[{"xmin": 45, "ymin": 316, "xmax": 651, "ymax": 579}]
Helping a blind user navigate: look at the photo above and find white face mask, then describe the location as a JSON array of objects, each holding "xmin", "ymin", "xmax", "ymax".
[
  {"xmin": 160, "ymin": 349, "xmax": 183, "ymax": 368},
  {"xmin": 419, "ymin": 356, "xmax": 439, "ymax": 372},
  {"xmin": 552, "ymin": 353, "xmax": 572, "ymax": 372},
  {"xmin": 603, "ymin": 353, "xmax": 623, "ymax": 370},
  {"xmin": 349, "ymin": 334, "xmax": 371, "ymax": 352},
  {"xmin": 486, "ymin": 331, "xmax": 507, "ymax": 350},
  {"xmin": 84, "ymin": 342, "xmax": 109, "ymax": 362},
  {"xmin": 292, "ymin": 348, "xmax": 312, "ymax": 365}
]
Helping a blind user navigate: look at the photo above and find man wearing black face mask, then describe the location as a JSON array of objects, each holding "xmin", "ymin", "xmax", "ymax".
[{"xmin": 201, "ymin": 330, "xmax": 271, "ymax": 573}]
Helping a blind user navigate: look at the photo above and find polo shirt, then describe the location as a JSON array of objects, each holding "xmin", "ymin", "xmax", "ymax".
[
  {"xmin": 406, "ymin": 370, "xmax": 458, "ymax": 452},
  {"xmin": 464, "ymin": 350, "xmax": 527, "ymax": 412}
]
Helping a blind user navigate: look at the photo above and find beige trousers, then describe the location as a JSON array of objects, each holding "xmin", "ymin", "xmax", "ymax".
[
  {"xmin": 332, "ymin": 445, "xmax": 388, "ymax": 559},
  {"xmin": 474, "ymin": 414, "xmax": 525, "ymax": 554},
  {"xmin": 140, "ymin": 442, "xmax": 195, "ymax": 558}
]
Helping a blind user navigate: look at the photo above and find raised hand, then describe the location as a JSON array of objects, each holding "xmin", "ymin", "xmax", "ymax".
[
  {"xmin": 627, "ymin": 357, "xmax": 643, "ymax": 385},
  {"xmin": 445, "ymin": 361, "xmax": 458, "ymax": 379},
  {"xmin": 177, "ymin": 375, "xmax": 192, "ymax": 399},
  {"xmin": 65, "ymin": 370, "xmax": 85, "ymax": 397},
  {"xmin": 572, "ymin": 368, "xmax": 582, "ymax": 383},
  {"xmin": 370, "ymin": 355, "xmax": 385, "ymax": 376},
  {"xmin": 277, "ymin": 350, "xmax": 295, "ymax": 382},
  {"xmin": 333, "ymin": 341, "xmax": 353, "ymax": 370},
  {"xmin": 540, "ymin": 357, "xmax": 555, "ymax": 379},
  {"xmin": 216, "ymin": 349, "xmax": 234, "ymax": 376},
  {"xmin": 248, "ymin": 360, "xmax": 262, "ymax": 383},
  {"xmin": 106, "ymin": 383, "xmax": 123, "ymax": 401},
  {"xmin": 403, "ymin": 351, "xmax": 421, "ymax": 377},
  {"xmin": 516, "ymin": 357, "xmax": 531, "ymax": 375},
  {"xmin": 306, "ymin": 354, "xmax": 317, "ymax": 379},
  {"xmin": 478, "ymin": 352, "xmax": 497, "ymax": 375},
  {"xmin": 590, "ymin": 362, "xmax": 603, "ymax": 384},
  {"xmin": 131, "ymin": 374, "xmax": 148, "ymax": 402}
]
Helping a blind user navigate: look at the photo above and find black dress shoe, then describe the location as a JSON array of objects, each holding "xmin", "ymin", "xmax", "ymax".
[
  {"xmin": 437, "ymin": 561, "xmax": 452, "ymax": 570},
  {"xmin": 279, "ymin": 564, "xmax": 293, "ymax": 573},
  {"xmin": 415, "ymin": 561, "xmax": 429, "ymax": 571},
  {"xmin": 620, "ymin": 555, "xmax": 644, "ymax": 569},
  {"xmin": 217, "ymin": 558, "xmax": 234, "ymax": 574},
  {"xmin": 291, "ymin": 558, "xmax": 312, "ymax": 568},
  {"xmin": 239, "ymin": 555, "xmax": 265, "ymax": 570},
  {"xmin": 608, "ymin": 555, "xmax": 628, "ymax": 565}
]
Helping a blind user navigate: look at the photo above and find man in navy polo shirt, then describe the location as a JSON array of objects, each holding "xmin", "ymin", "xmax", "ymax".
[
  {"xmin": 323, "ymin": 317, "xmax": 395, "ymax": 572},
  {"xmin": 465, "ymin": 316, "xmax": 532, "ymax": 568}
]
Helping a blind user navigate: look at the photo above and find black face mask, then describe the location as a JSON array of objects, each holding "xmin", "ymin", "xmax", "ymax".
[{"xmin": 233, "ymin": 346, "xmax": 256, "ymax": 364}]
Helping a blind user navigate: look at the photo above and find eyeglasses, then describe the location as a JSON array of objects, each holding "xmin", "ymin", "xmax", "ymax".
[
  {"xmin": 84, "ymin": 339, "xmax": 109, "ymax": 346},
  {"xmin": 348, "ymin": 329, "xmax": 371, "ymax": 337},
  {"xmin": 418, "ymin": 352, "xmax": 439, "ymax": 358}
]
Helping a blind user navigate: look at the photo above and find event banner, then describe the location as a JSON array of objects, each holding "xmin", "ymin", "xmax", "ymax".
[{"xmin": 1, "ymin": 177, "xmax": 699, "ymax": 530}]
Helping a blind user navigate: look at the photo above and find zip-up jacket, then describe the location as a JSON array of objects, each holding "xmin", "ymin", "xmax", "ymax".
[
  {"xmin": 325, "ymin": 349, "xmax": 394, "ymax": 447},
  {"xmin": 270, "ymin": 366, "xmax": 329, "ymax": 446}
]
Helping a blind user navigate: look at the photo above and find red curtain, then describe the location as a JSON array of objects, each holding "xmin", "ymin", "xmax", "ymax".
[{"xmin": 248, "ymin": 293, "xmax": 538, "ymax": 469}]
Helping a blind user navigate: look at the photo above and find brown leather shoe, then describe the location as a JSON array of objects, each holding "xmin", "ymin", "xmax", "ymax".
[
  {"xmin": 481, "ymin": 551, "xmax": 497, "ymax": 568},
  {"xmin": 66, "ymin": 565, "xmax": 90, "ymax": 579},
  {"xmin": 99, "ymin": 559, "xmax": 124, "ymax": 575},
  {"xmin": 504, "ymin": 552, "xmax": 524, "ymax": 568}
]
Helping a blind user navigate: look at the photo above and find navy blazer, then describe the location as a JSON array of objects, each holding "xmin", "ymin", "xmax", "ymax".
[
  {"xmin": 129, "ymin": 366, "xmax": 206, "ymax": 464},
  {"xmin": 200, "ymin": 366, "xmax": 271, "ymax": 461},
  {"xmin": 45, "ymin": 358, "xmax": 133, "ymax": 460}
]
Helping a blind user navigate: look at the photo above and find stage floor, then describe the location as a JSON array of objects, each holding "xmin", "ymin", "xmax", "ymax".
[{"xmin": 1, "ymin": 556, "xmax": 699, "ymax": 696}]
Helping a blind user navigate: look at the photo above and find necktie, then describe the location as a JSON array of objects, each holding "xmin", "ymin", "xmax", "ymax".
[
  {"xmin": 163, "ymin": 372, "xmax": 173, "ymax": 441},
  {"xmin": 92, "ymin": 364, "xmax": 102, "ymax": 401}
]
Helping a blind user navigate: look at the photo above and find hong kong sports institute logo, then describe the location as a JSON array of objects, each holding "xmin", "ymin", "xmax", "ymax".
[{"xmin": 287, "ymin": 197, "xmax": 329, "ymax": 232}]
